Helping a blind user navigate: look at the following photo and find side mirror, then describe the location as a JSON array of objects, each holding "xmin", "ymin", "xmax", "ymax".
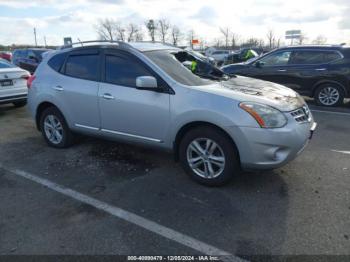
[
  {"xmin": 136, "ymin": 76, "xmax": 158, "ymax": 90},
  {"xmin": 255, "ymin": 61, "xmax": 264, "ymax": 68}
]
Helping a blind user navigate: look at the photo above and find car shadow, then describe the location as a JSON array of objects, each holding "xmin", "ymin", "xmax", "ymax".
[{"xmin": 0, "ymin": 104, "xmax": 18, "ymax": 116}]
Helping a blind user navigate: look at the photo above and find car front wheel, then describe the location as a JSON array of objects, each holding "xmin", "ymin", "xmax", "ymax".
[
  {"xmin": 39, "ymin": 107, "xmax": 74, "ymax": 148},
  {"xmin": 314, "ymin": 84, "xmax": 344, "ymax": 107},
  {"xmin": 179, "ymin": 126, "xmax": 240, "ymax": 186}
]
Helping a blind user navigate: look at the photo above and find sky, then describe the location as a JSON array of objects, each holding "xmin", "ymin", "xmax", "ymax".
[{"xmin": 0, "ymin": 0, "xmax": 349, "ymax": 46}]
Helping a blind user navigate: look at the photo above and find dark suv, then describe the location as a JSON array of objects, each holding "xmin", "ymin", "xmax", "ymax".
[
  {"xmin": 221, "ymin": 45, "xmax": 350, "ymax": 107},
  {"xmin": 12, "ymin": 48, "xmax": 51, "ymax": 74}
]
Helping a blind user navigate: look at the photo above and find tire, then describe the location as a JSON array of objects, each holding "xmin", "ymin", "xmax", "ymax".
[
  {"xmin": 13, "ymin": 101, "xmax": 27, "ymax": 107},
  {"xmin": 39, "ymin": 107, "xmax": 74, "ymax": 148},
  {"xmin": 179, "ymin": 126, "xmax": 240, "ymax": 186},
  {"xmin": 314, "ymin": 83, "xmax": 344, "ymax": 107}
]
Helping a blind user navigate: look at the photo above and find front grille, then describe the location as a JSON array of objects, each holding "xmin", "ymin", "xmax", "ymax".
[{"xmin": 290, "ymin": 105, "xmax": 311, "ymax": 123}]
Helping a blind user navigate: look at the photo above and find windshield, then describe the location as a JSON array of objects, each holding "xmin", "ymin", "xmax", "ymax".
[
  {"xmin": 143, "ymin": 50, "xmax": 228, "ymax": 86},
  {"xmin": 0, "ymin": 59, "xmax": 16, "ymax": 69}
]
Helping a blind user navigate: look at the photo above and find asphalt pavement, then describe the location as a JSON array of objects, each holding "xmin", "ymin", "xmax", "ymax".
[{"xmin": 0, "ymin": 101, "xmax": 349, "ymax": 261}]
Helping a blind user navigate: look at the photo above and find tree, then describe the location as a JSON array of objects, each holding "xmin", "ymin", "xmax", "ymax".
[
  {"xmin": 266, "ymin": 29, "xmax": 276, "ymax": 49},
  {"xmin": 171, "ymin": 25, "xmax": 181, "ymax": 46},
  {"xmin": 96, "ymin": 18, "xmax": 116, "ymax": 41},
  {"xmin": 187, "ymin": 29, "xmax": 195, "ymax": 49},
  {"xmin": 115, "ymin": 23, "xmax": 126, "ymax": 41},
  {"xmin": 135, "ymin": 30, "xmax": 144, "ymax": 41},
  {"xmin": 127, "ymin": 23, "xmax": 140, "ymax": 42},
  {"xmin": 146, "ymin": 19, "xmax": 157, "ymax": 42},
  {"xmin": 158, "ymin": 19, "xmax": 170, "ymax": 43},
  {"xmin": 297, "ymin": 33, "xmax": 308, "ymax": 45},
  {"xmin": 312, "ymin": 35, "xmax": 327, "ymax": 45},
  {"xmin": 230, "ymin": 33, "xmax": 240, "ymax": 49},
  {"xmin": 219, "ymin": 27, "xmax": 230, "ymax": 48}
]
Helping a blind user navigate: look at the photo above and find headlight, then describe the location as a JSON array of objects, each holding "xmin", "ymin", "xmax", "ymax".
[{"xmin": 239, "ymin": 102, "xmax": 287, "ymax": 128}]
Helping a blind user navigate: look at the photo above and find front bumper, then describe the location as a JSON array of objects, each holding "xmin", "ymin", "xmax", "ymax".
[{"xmin": 227, "ymin": 118, "xmax": 317, "ymax": 170}]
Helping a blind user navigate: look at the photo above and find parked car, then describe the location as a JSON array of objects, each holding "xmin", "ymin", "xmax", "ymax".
[
  {"xmin": 0, "ymin": 59, "xmax": 30, "ymax": 107},
  {"xmin": 209, "ymin": 50, "xmax": 231, "ymax": 64},
  {"xmin": 224, "ymin": 48, "xmax": 259, "ymax": 65},
  {"xmin": 12, "ymin": 48, "xmax": 51, "ymax": 74},
  {"xmin": 27, "ymin": 41, "xmax": 316, "ymax": 186},
  {"xmin": 221, "ymin": 45, "xmax": 350, "ymax": 107},
  {"xmin": 0, "ymin": 51, "xmax": 12, "ymax": 62}
]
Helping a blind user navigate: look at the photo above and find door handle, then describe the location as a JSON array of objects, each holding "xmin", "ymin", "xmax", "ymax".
[
  {"xmin": 101, "ymin": 93, "xmax": 115, "ymax": 100},
  {"xmin": 315, "ymin": 68, "xmax": 327, "ymax": 71},
  {"xmin": 53, "ymin": 85, "xmax": 64, "ymax": 91},
  {"xmin": 277, "ymin": 69, "xmax": 287, "ymax": 72}
]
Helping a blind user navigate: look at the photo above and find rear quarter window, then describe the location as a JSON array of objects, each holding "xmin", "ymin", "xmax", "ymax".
[{"xmin": 48, "ymin": 52, "xmax": 67, "ymax": 72}]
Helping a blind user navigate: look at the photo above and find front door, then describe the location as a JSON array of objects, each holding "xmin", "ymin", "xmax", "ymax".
[{"xmin": 98, "ymin": 50, "xmax": 170, "ymax": 143}]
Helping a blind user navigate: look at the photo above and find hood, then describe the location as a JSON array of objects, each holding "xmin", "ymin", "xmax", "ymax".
[{"xmin": 197, "ymin": 76, "xmax": 305, "ymax": 112}]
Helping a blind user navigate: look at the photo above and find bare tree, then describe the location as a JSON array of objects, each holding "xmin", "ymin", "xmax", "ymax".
[
  {"xmin": 220, "ymin": 27, "xmax": 230, "ymax": 48},
  {"xmin": 171, "ymin": 25, "xmax": 181, "ymax": 46},
  {"xmin": 266, "ymin": 29, "xmax": 276, "ymax": 49},
  {"xmin": 297, "ymin": 33, "xmax": 308, "ymax": 45},
  {"xmin": 187, "ymin": 29, "xmax": 196, "ymax": 49},
  {"xmin": 158, "ymin": 19, "xmax": 170, "ymax": 43},
  {"xmin": 126, "ymin": 23, "xmax": 140, "ymax": 42},
  {"xmin": 115, "ymin": 23, "xmax": 126, "ymax": 41},
  {"xmin": 146, "ymin": 19, "xmax": 157, "ymax": 42},
  {"xmin": 135, "ymin": 30, "xmax": 144, "ymax": 41},
  {"xmin": 230, "ymin": 33, "xmax": 240, "ymax": 49},
  {"xmin": 312, "ymin": 35, "xmax": 327, "ymax": 45},
  {"xmin": 96, "ymin": 18, "xmax": 116, "ymax": 41}
]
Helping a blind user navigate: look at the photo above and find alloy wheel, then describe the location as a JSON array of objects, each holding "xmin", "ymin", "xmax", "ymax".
[
  {"xmin": 186, "ymin": 138, "xmax": 225, "ymax": 179},
  {"xmin": 318, "ymin": 87, "xmax": 340, "ymax": 106},
  {"xmin": 44, "ymin": 114, "xmax": 63, "ymax": 144}
]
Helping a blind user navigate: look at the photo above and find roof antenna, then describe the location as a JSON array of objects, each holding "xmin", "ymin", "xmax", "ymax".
[{"xmin": 77, "ymin": 38, "xmax": 83, "ymax": 46}]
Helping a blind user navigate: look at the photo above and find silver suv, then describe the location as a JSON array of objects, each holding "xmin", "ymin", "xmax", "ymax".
[{"xmin": 27, "ymin": 41, "xmax": 317, "ymax": 186}]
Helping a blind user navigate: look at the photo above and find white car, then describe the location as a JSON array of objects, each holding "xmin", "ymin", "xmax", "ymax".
[
  {"xmin": 209, "ymin": 50, "xmax": 231, "ymax": 62},
  {"xmin": 0, "ymin": 59, "xmax": 30, "ymax": 107}
]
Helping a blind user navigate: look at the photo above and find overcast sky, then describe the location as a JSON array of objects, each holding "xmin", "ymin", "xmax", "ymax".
[{"xmin": 0, "ymin": 0, "xmax": 349, "ymax": 46}]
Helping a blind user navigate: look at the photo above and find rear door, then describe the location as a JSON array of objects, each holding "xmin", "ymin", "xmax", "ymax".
[
  {"xmin": 285, "ymin": 50, "xmax": 344, "ymax": 95},
  {"xmin": 98, "ymin": 49, "xmax": 170, "ymax": 143},
  {"xmin": 52, "ymin": 49, "xmax": 101, "ymax": 130}
]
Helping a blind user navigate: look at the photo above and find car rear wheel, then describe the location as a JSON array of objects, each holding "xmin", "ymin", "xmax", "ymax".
[
  {"xmin": 314, "ymin": 84, "xmax": 344, "ymax": 107},
  {"xmin": 39, "ymin": 107, "xmax": 74, "ymax": 148},
  {"xmin": 179, "ymin": 126, "xmax": 240, "ymax": 186}
]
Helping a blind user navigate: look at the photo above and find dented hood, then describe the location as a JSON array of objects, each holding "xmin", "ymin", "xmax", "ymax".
[{"xmin": 199, "ymin": 75, "xmax": 305, "ymax": 111}]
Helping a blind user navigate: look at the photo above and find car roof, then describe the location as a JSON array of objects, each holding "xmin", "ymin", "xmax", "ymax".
[
  {"xmin": 276, "ymin": 45, "xmax": 349, "ymax": 51},
  {"xmin": 58, "ymin": 41, "xmax": 180, "ymax": 53}
]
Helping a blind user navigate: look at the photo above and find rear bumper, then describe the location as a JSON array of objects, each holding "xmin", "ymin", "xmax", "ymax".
[
  {"xmin": 0, "ymin": 94, "xmax": 27, "ymax": 105},
  {"xmin": 227, "ymin": 119, "xmax": 317, "ymax": 170}
]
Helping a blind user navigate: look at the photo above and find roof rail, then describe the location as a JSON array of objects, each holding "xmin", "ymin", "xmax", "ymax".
[
  {"xmin": 132, "ymin": 40, "xmax": 177, "ymax": 48},
  {"xmin": 59, "ymin": 40, "xmax": 132, "ymax": 50}
]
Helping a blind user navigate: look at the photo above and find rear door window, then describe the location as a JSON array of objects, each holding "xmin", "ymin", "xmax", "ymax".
[{"xmin": 64, "ymin": 54, "xmax": 100, "ymax": 81}]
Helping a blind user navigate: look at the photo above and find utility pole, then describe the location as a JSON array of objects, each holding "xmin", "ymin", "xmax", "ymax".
[
  {"xmin": 44, "ymin": 36, "xmax": 47, "ymax": 47},
  {"xmin": 34, "ymin": 28, "xmax": 38, "ymax": 46}
]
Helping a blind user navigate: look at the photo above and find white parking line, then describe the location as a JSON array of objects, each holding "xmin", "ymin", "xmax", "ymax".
[
  {"xmin": 331, "ymin": 150, "xmax": 350, "ymax": 155},
  {"xmin": 311, "ymin": 109, "xmax": 350, "ymax": 116},
  {"xmin": 0, "ymin": 165, "xmax": 245, "ymax": 262}
]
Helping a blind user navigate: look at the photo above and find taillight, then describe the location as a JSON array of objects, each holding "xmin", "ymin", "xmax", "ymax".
[
  {"xmin": 27, "ymin": 75, "xmax": 36, "ymax": 89},
  {"xmin": 21, "ymin": 75, "xmax": 30, "ymax": 80}
]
